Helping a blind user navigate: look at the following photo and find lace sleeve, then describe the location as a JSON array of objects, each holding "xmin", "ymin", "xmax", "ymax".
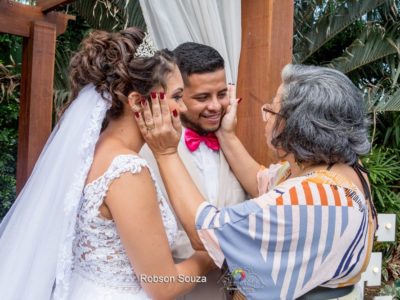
[
  {"xmin": 101, "ymin": 155, "xmax": 150, "ymax": 189},
  {"xmin": 82, "ymin": 155, "xmax": 152, "ymax": 209}
]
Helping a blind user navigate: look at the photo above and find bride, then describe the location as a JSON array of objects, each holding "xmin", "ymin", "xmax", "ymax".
[{"xmin": 0, "ymin": 27, "xmax": 214, "ymax": 299}]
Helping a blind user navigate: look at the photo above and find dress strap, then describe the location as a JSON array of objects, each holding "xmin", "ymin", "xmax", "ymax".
[
  {"xmin": 103, "ymin": 155, "xmax": 149, "ymax": 186},
  {"xmin": 352, "ymin": 161, "xmax": 378, "ymax": 226}
]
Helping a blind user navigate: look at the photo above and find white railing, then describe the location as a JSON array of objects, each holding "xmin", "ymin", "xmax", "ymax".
[{"xmin": 359, "ymin": 214, "xmax": 397, "ymax": 300}]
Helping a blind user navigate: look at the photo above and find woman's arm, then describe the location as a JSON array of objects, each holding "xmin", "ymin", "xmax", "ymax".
[
  {"xmin": 155, "ymin": 153, "xmax": 206, "ymax": 250},
  {"xmin": 217, "ymin": 132, "xmax": 260, "ymax": 197},
  {"xmin": 215, "ymin": 85, "xmax": 260, "ymax": 197},
  {"xmin": 106, "ymin": 169, "xmax": 213, "ymax": 299}
]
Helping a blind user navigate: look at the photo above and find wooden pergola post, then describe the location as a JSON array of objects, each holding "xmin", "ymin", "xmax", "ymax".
[
  {"xmin": 237, "ymin": 0, "xmax": 294, "ymax": 165},
  {"xmin": 0, "ymin": 0, "xmax": 74, "ymax": 192},
  {"xmin": 17, "ymin": 21, "xmax": 57, "ymax": 191}
]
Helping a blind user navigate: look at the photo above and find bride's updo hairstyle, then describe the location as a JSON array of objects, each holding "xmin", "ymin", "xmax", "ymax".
[{"xmin": 68, "ymin": 27, "xmax": 175, "ymax": 121}]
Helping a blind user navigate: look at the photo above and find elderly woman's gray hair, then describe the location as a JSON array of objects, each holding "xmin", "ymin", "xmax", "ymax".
[{"xmin": 271, "ymin": 64, "xmax": 370, "ymax": 165}]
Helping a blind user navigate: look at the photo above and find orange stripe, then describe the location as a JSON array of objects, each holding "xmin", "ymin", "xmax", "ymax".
[
  {"xmin": 302, "ymin": 181, "xmax": 313, "ymax": 205},
  {"xmin": 276, "ymin": 196, "xmax": 283, "ymax": 206},
  {"xmin": 346, "ymin": 193, "xmax": 353, "ymax": 207},
  {"xmin": 317, "ymin": 184, "xmax": 328, "ymax": 206},
  {"xmin": 331, "ymin": 186, "xmax": 341, "ymax": 206},
  {"xmin": 289, "ymin": 187, "xmax": 298, "ymax": 205}
]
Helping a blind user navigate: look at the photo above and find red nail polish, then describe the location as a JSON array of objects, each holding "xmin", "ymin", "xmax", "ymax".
[
  {"xmin": 160, "ymin": 92, "xmax": 165, "ymax": 100},
  {"xmin": 172, "ymin": 109, "xmax": 178, "ymax": 117},
  {"xmin": 237, "ymin": 97, "xmax": 242, "ymax": 104},
  {"xmin": 141, "ymin": 96, "xmax": 147, "ymax": 101},
  {"xmin": 150, "ymin": 92, "xmax": 157, "ymax": 99},
  {"xmin": 141, "ymin": 100, "xmax": 146, "ymax": 106},
  {"xmin": 134, "ymin": 112, "xmax": 140, "ymax": 118}
]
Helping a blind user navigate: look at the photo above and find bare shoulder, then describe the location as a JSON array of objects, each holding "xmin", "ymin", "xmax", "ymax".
[{"xmin": 331, "ymin": 163, "xmax": 370, "ymax": 195}]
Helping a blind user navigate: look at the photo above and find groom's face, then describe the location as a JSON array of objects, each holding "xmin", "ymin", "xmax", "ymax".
[{"xmin": 180, "ymin": 68, "xmax": 229, "ymax": 134}]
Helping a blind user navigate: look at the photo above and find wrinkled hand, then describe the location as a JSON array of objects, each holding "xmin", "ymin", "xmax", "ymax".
[
  {"xmin": 216, "ymin": 84, "xmax": 240, "ymax": 138},
  {"xmin": 136, "ymin": 92, "xmax": 182, "ymax": 157}
]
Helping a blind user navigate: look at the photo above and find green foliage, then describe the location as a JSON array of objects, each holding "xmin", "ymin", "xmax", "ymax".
[
  {"xmin": 378, "ymin": 280, "xmax": 400, "ymax": 298},
  {"xmin": 362, "ymin": 147, "xmax": 400, "ymax": 211},
  {"xmin": 294, "ymin": 0, "xmax": 400, "ymax": 113},
  {"xmin": 53, "ymin": 9, "xmax": 91, "ymax": 117},
  {"xmin": 0, "ymin": 60, "xmax": 19, "ymax": 221},
  {"xmin": 73, "ymin": 0, "xmax": 146, "ymax": 31},
  {"xmin": 294, "ymin": 0, "xmax": 388, "ymax": 64}
]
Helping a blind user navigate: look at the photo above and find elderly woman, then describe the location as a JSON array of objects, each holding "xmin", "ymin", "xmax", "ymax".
[{"xmin": 137, "ymin": 64, "xmax": 377, "ymax": 300}]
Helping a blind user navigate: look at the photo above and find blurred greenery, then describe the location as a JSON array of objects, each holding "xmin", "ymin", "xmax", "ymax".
[{"xmin": 0, "ymin": 35, "xmax": 20, "ymax": 220}]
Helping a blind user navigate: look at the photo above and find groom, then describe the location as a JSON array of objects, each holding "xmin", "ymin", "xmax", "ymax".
[{"xmin": 140, "ymin": 42, "xmax": 247, "ymax": 299}]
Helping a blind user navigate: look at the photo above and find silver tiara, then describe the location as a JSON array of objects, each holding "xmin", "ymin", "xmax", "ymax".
[{"xmin": 135, "ymin": 32, "xmax": 157, "ymax": 58}]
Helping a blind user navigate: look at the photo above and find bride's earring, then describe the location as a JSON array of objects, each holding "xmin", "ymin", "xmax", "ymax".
[
  {"xmin": 131, "ymin": 104, "xmax": 142, "ymax": 113},
  {"xmin": 129, "ymin": 95, "xmax": 142, "ymax": 113}
]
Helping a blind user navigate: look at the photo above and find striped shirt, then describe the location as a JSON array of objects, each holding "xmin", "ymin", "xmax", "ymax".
[{"xmin": 195, "ymin": 165, "xmax": 375, "ymax": 300}]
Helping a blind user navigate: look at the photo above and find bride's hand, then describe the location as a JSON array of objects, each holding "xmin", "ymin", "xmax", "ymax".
[
  {"xmin": 136, "ymin": 92, "xmax": 182, "ymax": 157},
  {"xmin": 216, "ymin": 84, "xmax": 240, "ymax": 138}
]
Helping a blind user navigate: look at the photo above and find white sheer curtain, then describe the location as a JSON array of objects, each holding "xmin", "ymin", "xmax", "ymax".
[{"xmin": 138, "ymin": 0, "xmax": 241, "ymax": 83}]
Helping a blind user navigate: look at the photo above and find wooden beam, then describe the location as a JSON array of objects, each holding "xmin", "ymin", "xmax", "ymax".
[
  {"xmin": 0, "ymin": 0, "xmax": 75, "ymax": 37},
  {"xmin": 237, "ymin": 0, "xmax": 293, "ymax": 165},
  {"xmin": 36, "ymin": 0, "xmax": 74, "ymax": 13},
  {"xmin": 17, "ymin": 21, "xmax": 56, "ymax": 192}
]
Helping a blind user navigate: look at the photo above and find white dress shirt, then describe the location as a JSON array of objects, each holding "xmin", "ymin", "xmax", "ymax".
[{"xmin": 181, "ymin": 131, "xmax": 220, "ymax": 205}]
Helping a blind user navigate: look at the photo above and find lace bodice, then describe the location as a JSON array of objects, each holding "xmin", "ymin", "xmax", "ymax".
[{"xmin": 72, "ymin": 155, "xmax": 177, "ymax": 292}]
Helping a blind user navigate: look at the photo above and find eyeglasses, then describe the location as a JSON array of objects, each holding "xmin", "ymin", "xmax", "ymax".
[{"xmin": 261, "ymin": 103, "xmax": 283, "ymax": 122}]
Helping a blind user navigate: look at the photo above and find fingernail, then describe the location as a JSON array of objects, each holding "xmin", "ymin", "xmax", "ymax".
[
  {"xmin": 160, "ymin": 92, "xmax": 165, "ymax": 100},
  {"xmin": 141, "ymin": 100, "xmax": 147, "ymax": 106},
  {"xmin": 141, "ymin": 96, "xmax": 147, "ymax": 101},
  {"xmin": 134, "ymin": 112, "xmax": 140, "ymax": 118},
  {"xmin": 172, "ymin": 109, "xmax": 178, "ymax": 117},
  {"xmin": 237, "ymin": 98, "xmax": 242, "ymax": 104},
  {"xmin": 151, "ymin": 92, "xmax": 157, "ymax": 99}
]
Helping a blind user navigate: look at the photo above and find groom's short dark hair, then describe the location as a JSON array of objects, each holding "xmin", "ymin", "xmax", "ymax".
[{"xmin": 173, "ymin": 42, "xmax": 225, "ymax": 85}]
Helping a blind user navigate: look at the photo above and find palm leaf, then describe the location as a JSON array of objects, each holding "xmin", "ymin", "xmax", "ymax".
[
  {"xmin": 73, "ymin": 0, "xmax": 145, "ymax": 31},
  {"xmin": 294, "ymin": 0, "xmax": 390, "ymax": 63},
  {"xmin": 368, "ymin": 85, "xmax": 400, "ymax": 111},
  {"xmin": 326, "ymin": 24, "xmax": 400, "ymax": 74}
]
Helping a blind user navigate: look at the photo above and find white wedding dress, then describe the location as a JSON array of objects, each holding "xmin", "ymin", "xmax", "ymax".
[{"xmin": 67, "ymin": 154, "xmax": 178, "ymax": 299}]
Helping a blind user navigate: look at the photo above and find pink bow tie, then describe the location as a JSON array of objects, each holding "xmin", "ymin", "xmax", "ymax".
[{"xmin": 184, "ymin": 128, "xmax": 220, "ymax": 152}]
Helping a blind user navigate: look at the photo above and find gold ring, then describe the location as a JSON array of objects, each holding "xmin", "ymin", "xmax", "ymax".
[{"xmin": 146, "ymin": 123, "xmax": 156, "ymax": 131}]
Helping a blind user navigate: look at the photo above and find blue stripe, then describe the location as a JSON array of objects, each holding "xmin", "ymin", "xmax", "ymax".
[
  {"xmin": 195, "ymin": 204, "xmax": 217, "ymax": 229},
  {"xmin": 322, "ymin": 206, "xmax": 336, "ymax": 263},
  {"xmin": 302, "ymin": 205, "xmax": 322, "ymax": 288},
  {"xmin": 340, "ymin": 243, "xmax": 366, "ymax": 280},
  {"xmin": 340, "ymin": 213, "xmax": 366, "ymax": 274},
  {"xmin": 267, "ymin": 206, "xmax": 278, "ymax": 256},
  {"xmin": 287, "ymin": 205, "xmax": 308, "ymax": 299},
  {"xmin": 219, "ymin": 210, "xmax": 226, "ymax": 226},
  {"xmin": 276, "ymin": 205, "xmax": 293, "ymax": 292},
  {"xmin": 333, "ymin": 212, "xmax": 366, "ymax": 278},
  {"xmin": 341, "ymin": 206, "xmax": 348, "ymax": 237},
  {"xmin": 339, "ymin": 213, "xmax": 368, "ymax": 279}
]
